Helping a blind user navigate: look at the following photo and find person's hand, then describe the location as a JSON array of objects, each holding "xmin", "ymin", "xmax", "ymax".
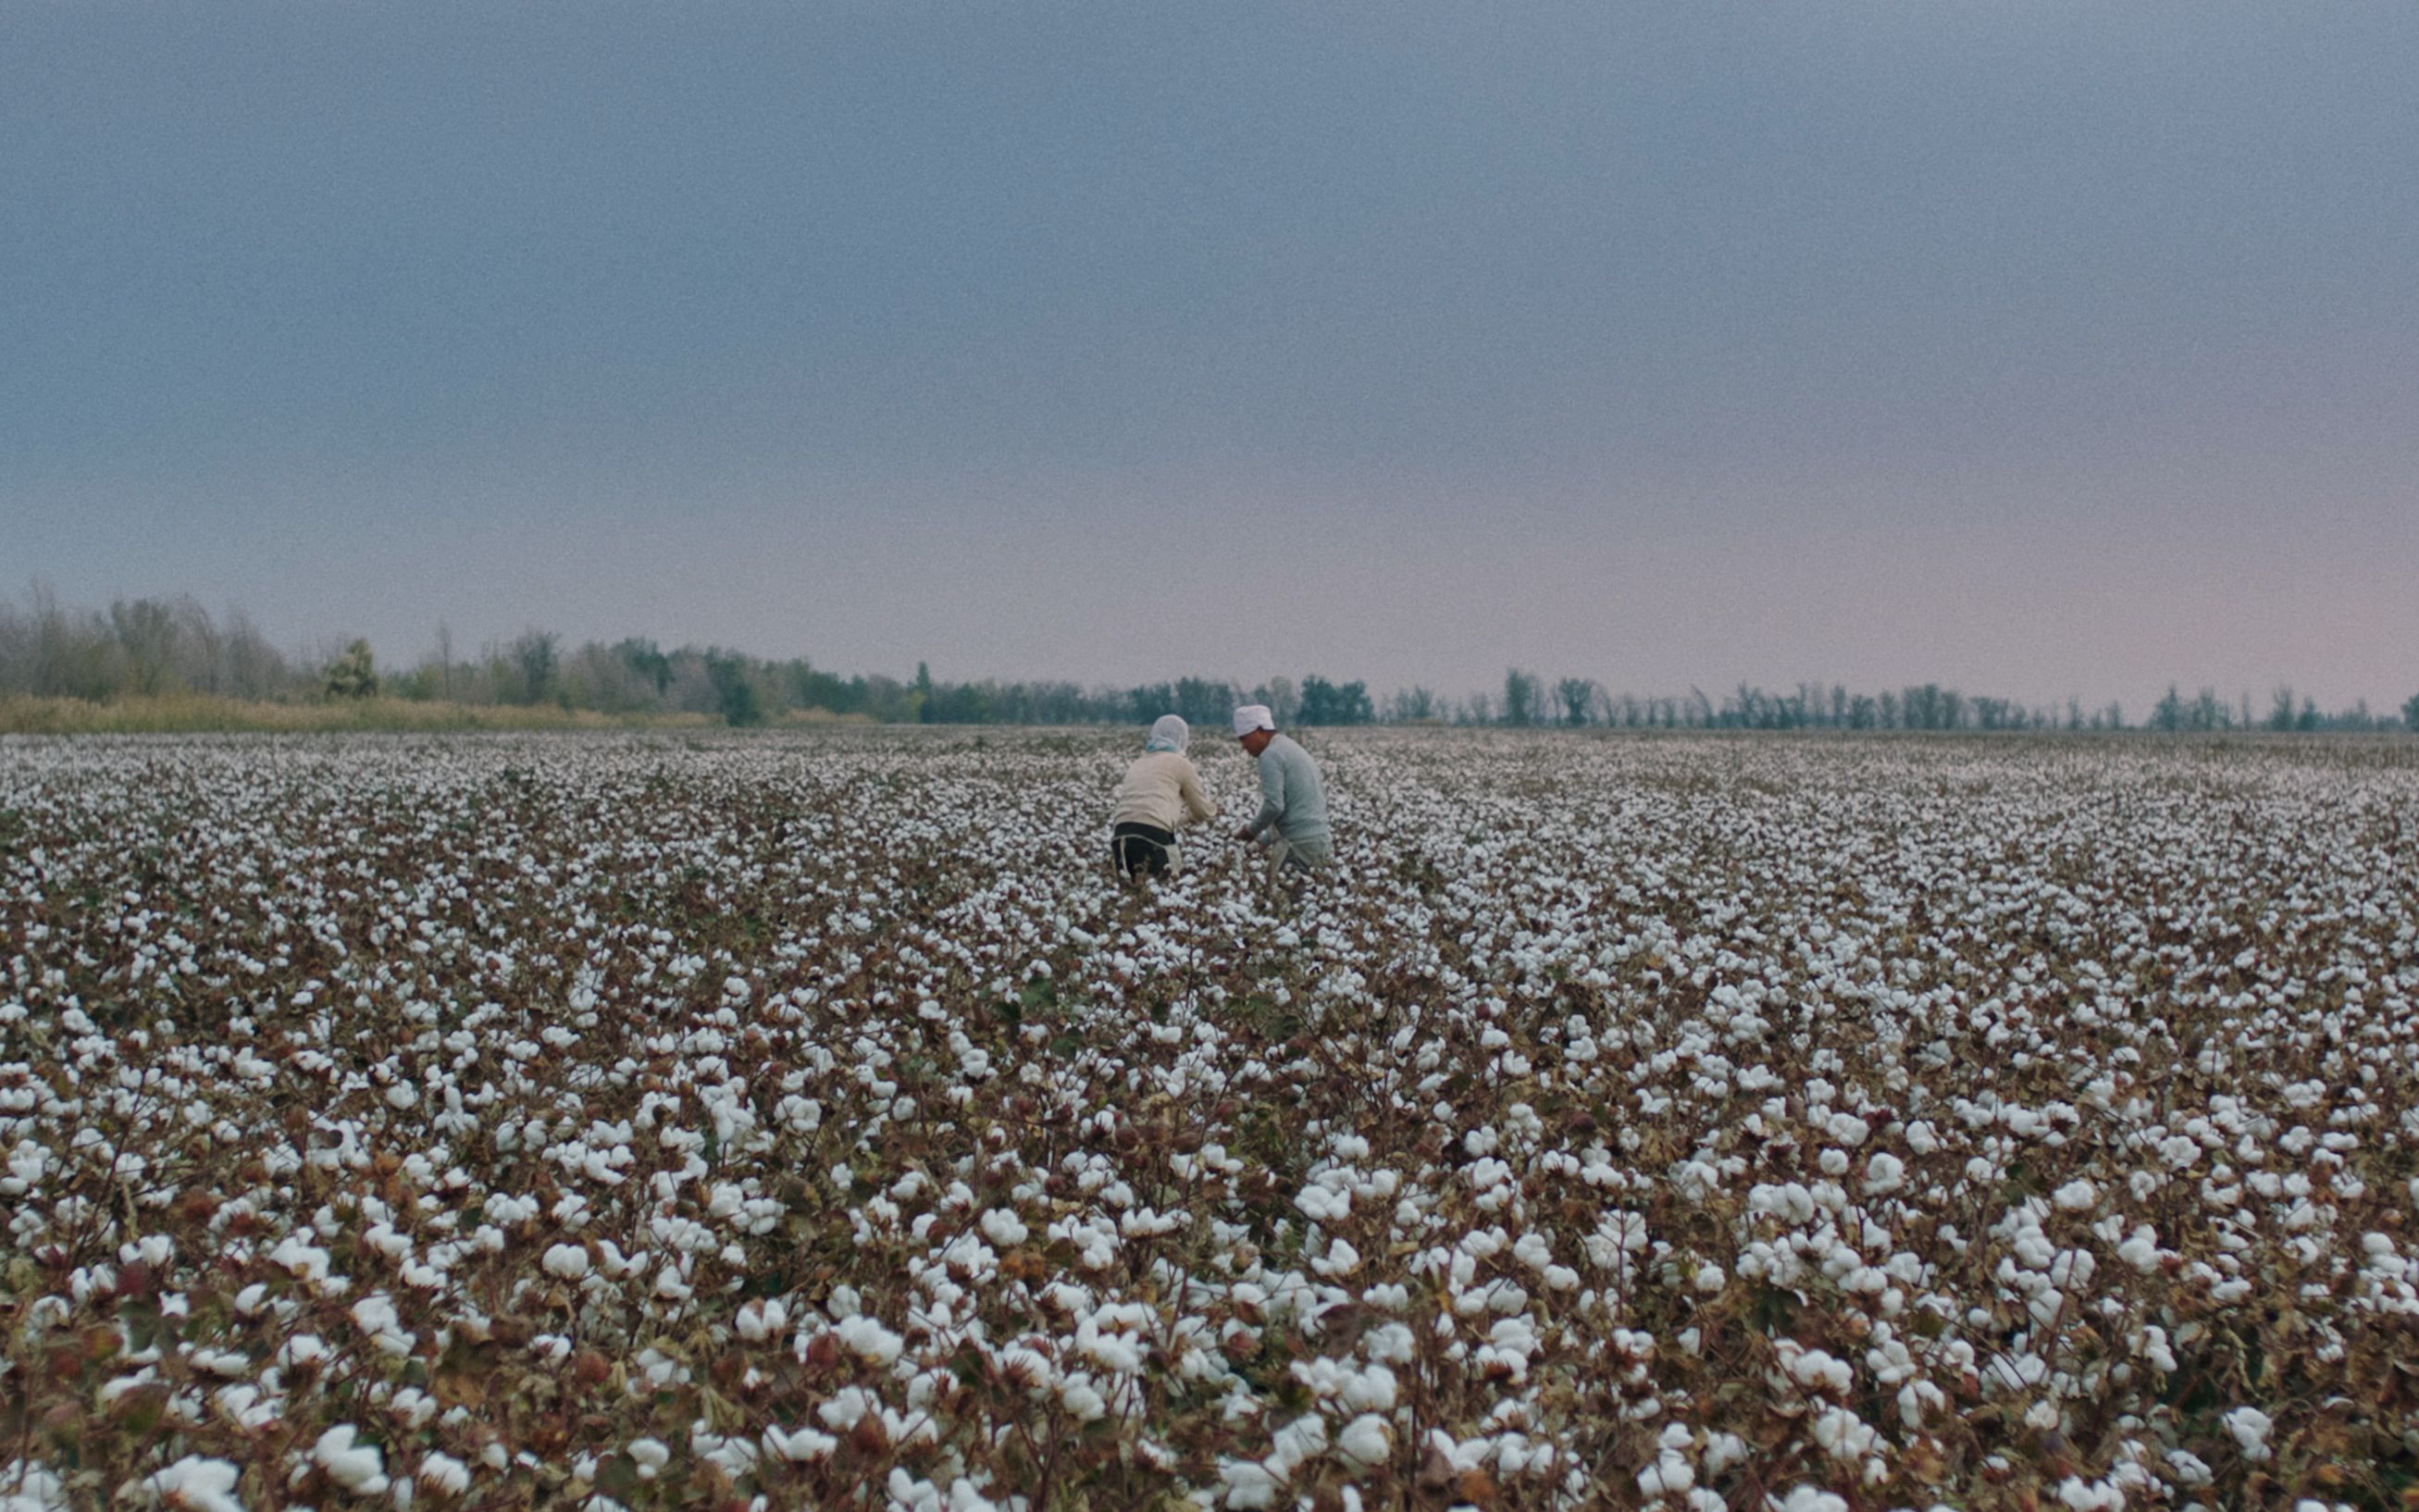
[{"xmin": 1233, "ymin": 825, "xmax": 1254, "ymax": 842}]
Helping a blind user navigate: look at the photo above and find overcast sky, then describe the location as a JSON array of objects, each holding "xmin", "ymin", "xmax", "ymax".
[{"xmin": 6, "ymin": 2, "xmax": 2414, "ymax": 711}]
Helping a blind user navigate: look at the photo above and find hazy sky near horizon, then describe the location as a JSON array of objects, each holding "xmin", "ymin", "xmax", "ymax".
[{"xmin": 6, "ymin": 2, "xmax": 2414, "ymax": 711}]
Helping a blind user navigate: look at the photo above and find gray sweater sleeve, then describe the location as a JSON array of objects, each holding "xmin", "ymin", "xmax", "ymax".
[{"xmin": 1250, "ymin": 750, "xmax": 1288, "ymax": 835}]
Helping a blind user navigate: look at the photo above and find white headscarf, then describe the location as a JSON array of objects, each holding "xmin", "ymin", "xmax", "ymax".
[
  {"xmin": 1232, "ymin": 704, "xmax": 1275, "ymax": 736},
  {"xmin": 1145, "ymin": 714, "xmax": 1189, "ymax": 753}
]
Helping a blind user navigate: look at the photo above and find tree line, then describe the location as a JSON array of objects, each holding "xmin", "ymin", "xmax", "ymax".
[{"xmin": 5, "ymin": 587, "xmax": 2413, "ymax": 734}]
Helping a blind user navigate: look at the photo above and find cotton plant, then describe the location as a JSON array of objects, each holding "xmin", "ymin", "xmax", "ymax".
[{"xmin": 1, "ymin": 731, "xmax": 2414, "ymax": 1507}]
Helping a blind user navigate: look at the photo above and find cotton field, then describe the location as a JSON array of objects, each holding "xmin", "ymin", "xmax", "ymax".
[{"xmin": 2, "ymin": 729, "xmax": 2415, "ymax": 1512}]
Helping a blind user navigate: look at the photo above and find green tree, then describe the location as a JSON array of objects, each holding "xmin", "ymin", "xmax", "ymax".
[
  {"xmin": 324, "ymin": 638, "xmax": 378, "ymax": 700},
  {"xmin": 1296, "ymin": 676, "xmax": 1373, "ymax": 725},
  {"xmin": 705, "ymin": 651, "xmax": 763, "ymax": 726},
  {"xmin": 506, "ymin": 629, "xmax": 558, "ymax": 705},
  {"xmin": 1174, "ymin": 677, "xmax": 1235, "ymax": 729},
  {"xmin": 616, "ymin": 638, "xmax": 673, "ymax": 698},
  {"xmin": 1502, "ymin": 668, "xmax": 1539, "ymax": 726},
  {"xmin": 2403, "ymin": 692, "xmax": 2419, "ymax": 732},
  {"xmin": 2150, "ymin": 685, "xmax": 2184, "ymax": 732},
  {"xmin": 1556, "ymin": 677, "xmax": 1595, "ymax": 726},
  {"xmin": 1124, "ymin": 681, "xmax": 1178, "ymax": 724}
]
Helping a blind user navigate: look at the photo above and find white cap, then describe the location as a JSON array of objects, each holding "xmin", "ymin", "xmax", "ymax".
[{"xmin": 1232, "ymin": 704, "xmax": 1275, "ymax": 736}]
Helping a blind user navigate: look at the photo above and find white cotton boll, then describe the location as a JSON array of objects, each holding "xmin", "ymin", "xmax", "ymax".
[
  {"xmin": 1339, "ymin": 1363, "xmax": 1396, "ymax": 1413},
  {"xmin": 1701, "ymin": 1432, "xmax": 1747, "ymax": 1478},
  {"xmin": 1311, "ymin": 1238, "xmax": 1360, "ymax": 1278},
  {"xmin": 1897, "ymin": 1380, "xmax": 1947, "ymax": 1427},
  {"xmin": 836, "ymin": 1314, "xmax": 903, "ymax": 1365},
  {"xmin": 1863, "ymin": 1153, "xmax": 1904, "ymax": 1195},
  {"xmin": 1077, "ymin": 1320, "xmax": 1143, "ymax": 1375},
  {"xmin": 2164, "ymin": 1449, "xmax": 2213, "ymax": 1487},
  {"xmin": 1638, "ymin": 1451, "xmax": 1695, "ymax": 1496},
  {"xmin": 1693, "ymin": 1263, "xmax": 1724, "ymax": 1294},
  {"xmin": 1061, "ymin": 1376, "xmax": 1109, "ymax": 1420},
  {"xmin": 763, "ymin": 1424, "xmax": 837, "ymax": 1461},
  {"xmin": 2053, "ymin": 1180, "xmax": 2097, "ymax": 1212},
  {"xmin": 627, "ymin": 1438, "xmax": 669, "ymax": 1479},
  {"xmin": 817, "ymin": 1386, "xmax": 875, "ymax": 1431},
  {"xmin": 540, "ymin": 1244, "xmax": 589, "ymax": 1279},
  {"xmin": 389, "ymin": 1389, "xmax": 437, "ymax": 1431},
  {"xmin": 1220, "ymin": 1460, "xmax": 1280, "ymax": 1509},
  {"xmin": 1817, "ymin": 1148, "xmax": 1850, "ymax": 1176},
  {"xmin": 417, "ymin": 1453, "xmax": 472, "ymax": 1496},
  {"xmin": 1811, "ymin": 1407, "xmax": 1876, "ymax": 1460},
  {"xmin": 269, "ymin": 1235, "xmax": 332, "ymax": 1282},
  {"xmin": 1777, "ymin": 1491, "xmax": 1849, "ymax": 1512},
  {"xmin": 2057, "ymin": 1477, "xmax": 2124, "ymax": 1511},
  {"xmin": 1363, "ymin": 1323, "xmax": 1416, "ymax": 1365},
  {"xmin": 1267, "ymin": 1414, "xmax": 1327, "ymax": 1474},
  {"xmin": 1337, "ymin": 1413, "xmax": 1392, "ymax": 1466},
  {"xmin": 315, "ymin": 1424, "xmax": 390, "ymax": 1495},
  {"xmin": 2224, "ymin": 1406, "xmax": 2273, "ymax": 1461},
  {"xmin": 234, "ymin": 1283, "xmax": 269, "ymax": 1317},
  {"xmin": 736, "ymin": 1298, "xmax": 787, "ymax": 1342},
  {"xmin": 1296, "ymin": 1184, "xmax": 1350, "ymax": 1223},
  {"xmin": 143, "ymin": 1456, "xmax": 245, "ymax": 1512},
  {"xmin": 979, "ymin": 1208, "xmax": 1028, "ymax": 1247},
  {"xmin": 1786, "ymin": 1348, "xmax": 1853, "ymax": 1395}
]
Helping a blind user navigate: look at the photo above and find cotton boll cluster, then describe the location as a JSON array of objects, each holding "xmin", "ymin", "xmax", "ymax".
[{"xmin": 2, "ymin": 729, "xmax": 2414, "ymax": 1507}]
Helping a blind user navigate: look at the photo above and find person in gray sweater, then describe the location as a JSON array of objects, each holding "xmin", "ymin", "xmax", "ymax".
[{"xmin": 1231, "ymin": 704, "xmax": 1334, "ymax": 886}]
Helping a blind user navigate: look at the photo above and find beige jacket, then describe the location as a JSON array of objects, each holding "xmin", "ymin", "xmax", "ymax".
[{"xmin": 1111, "ymin": 751, "xmax": 1218, "ymax": 833}]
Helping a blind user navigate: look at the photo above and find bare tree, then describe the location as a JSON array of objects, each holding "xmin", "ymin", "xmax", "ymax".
[
  {"xmin": 221, "ymin": 609, "xmax": 287, "ymax": 700},
  {"xmin": 2266, "ymin": 686, "xmax": 2296, "ymax": 732},
  {"xmin": 110, "ymin": 599, "xmax": 180, "ymax": 696}
]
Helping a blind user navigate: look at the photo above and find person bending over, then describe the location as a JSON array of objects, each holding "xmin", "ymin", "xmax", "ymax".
[
  {"xmin": 1109, "ymin": 714, "xmax": 1218, "ymax": 880},
  {"xmin": 1231, "ymin": 704, "xmax": 1333, "ymax": 888}
]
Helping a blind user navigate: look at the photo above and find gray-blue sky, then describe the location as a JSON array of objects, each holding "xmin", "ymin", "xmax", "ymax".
[{"xmin": 7, "ymin": 2, "xmax": 2414, "ymax": 710}]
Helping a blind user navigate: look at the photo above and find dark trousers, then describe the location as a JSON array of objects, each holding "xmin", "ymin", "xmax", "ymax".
[{"xmin": 1111, "ymin": 822, "xmax": 1176, "ymax": 878}]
